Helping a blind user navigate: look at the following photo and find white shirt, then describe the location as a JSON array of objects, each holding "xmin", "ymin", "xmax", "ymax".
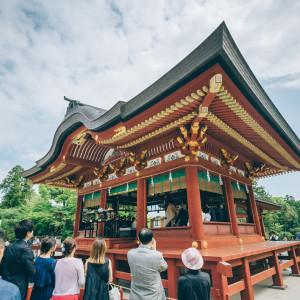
[
  {"xmin": 204, "ymin": 213, "xmax": 211, "ymax": 221},
  {"xmin": 53, "ymin": 257, "xmax": 85, "ymax": 295}
]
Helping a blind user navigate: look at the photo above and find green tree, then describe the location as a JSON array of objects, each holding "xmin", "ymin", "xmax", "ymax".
[
  {"xmin": 284, "ymin": 195, "xmax": 295, "ymax": 202},
  {"xmin": 0, "ymin": 206, "xmax": 23, "ymax": 240},
  {"xmin": 279, "ymin": 202, "xmax": 298, "ymax": 232},
  {"xmin": 0, "ymin": 165, "xmax": 33, "ymax": 208},
  {"xmin": 253, "ymin": 180, "xmax": 272, "ymax": 201},
  {"xmin": 37, "ymin": 185, "xmax": 77, "ymax": 237},
  {"xmin": 39, "ymin": 185, "xmax": 75, "ymax": 207}
]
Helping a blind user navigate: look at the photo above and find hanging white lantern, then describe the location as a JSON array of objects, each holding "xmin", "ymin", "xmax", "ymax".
[
  {"xmin": 108, "ymin": 187, "xmax": 111, "ymax": 195},
  {"xmin": 237, "ymin": 181, "xmax": 240, "ymax": 190},
  {"xmin": 126, "ymin": 182, "xmax": 129, "ymax": 192},
  {"xmin": 207, "ymin": 169, "xmax": 211, "ymax": 182},
  {"xmin": 219, "ymin": 174, "xmax": 223, "ymax": 185},
  {"xmin": 151, "ymin": 176, "xmax": 154, "ymax": 186}
]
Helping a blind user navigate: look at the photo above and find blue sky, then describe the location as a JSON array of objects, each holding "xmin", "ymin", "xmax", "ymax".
[{"xmin": 0, "ymin": 0, "xmax": 299, "ymax": 199}]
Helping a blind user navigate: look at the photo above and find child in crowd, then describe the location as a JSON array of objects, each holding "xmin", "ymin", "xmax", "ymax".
[
  {"xmin": 30, "ymin": 236, "xmax": 56, "ymax": 300},
  {"xmin": 52, "ymin": 238, "xmax": 85, "ymax": 300},
  {"xmin": 83, "ymin": 238, "xmax": 112, "ymax": 300}
]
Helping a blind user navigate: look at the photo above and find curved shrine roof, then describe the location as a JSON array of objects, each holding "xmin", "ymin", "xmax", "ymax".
[{"xmin": 22, "ymin": 22, "xmax": 300, "ymax": 180}]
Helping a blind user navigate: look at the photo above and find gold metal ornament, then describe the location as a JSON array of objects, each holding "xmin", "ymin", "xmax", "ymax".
[{"xmin": 192, "ymin": 241, "xmax": 199, "ymax": 249}]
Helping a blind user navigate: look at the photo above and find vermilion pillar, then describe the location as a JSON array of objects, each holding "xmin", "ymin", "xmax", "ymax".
[
  {"xmin": 97, "ymin": 189, "xmax": 107, "ymax": 237},
  {"xmin": 167, "ymin": 259, "xmax": 180, "ymax": 299},
  {"xmin": 248, "ymin": 185, "xmax": 262, "ymax": 235},
  {"xmin": 73, "ymin": 194, "xmax": 83, "ymax": 238},
  {"xmin": 185, "ymin": 166, "xmax": 204, "ymax": 240},
  {"xmin": 136, "ymin": 178, "xmax": 147, "ymax": 236},
  {"xmin": 240, "ymin": 257, "xmax": 254, "ymax": 300},
  {"xmin": 224, "ymin": 178, "xmax": 239, "ymax": 237},
  {"xmin": 259, "ymin": 209, "xmax": 267, "ymax": 238}
]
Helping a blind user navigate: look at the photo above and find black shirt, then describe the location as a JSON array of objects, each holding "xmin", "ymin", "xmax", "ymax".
[
  {"xmin": 177, "ymin": 270, "xmax": 210, "ymax": 300},
  {"xmin": 176, "ymin": 209, "xmax": 189, "ymax": 226},
  {"xmin": 1, "ymin": 240, "xmax": 36, "ymax": 300},
  {"xmin": 216, "ymin": 208, "xmax": 224, "ymax": 222},
  {"xmin": 83, "ymin": 258, "xmax": 109, "ymax": 300}
]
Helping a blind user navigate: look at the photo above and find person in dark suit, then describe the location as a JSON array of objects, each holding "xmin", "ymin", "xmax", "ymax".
[
  {"xmin": 175, "ymin": 203, "xmax": 189, "ymax": 226},
  {"xmin": 0, "ymin": 238, "xmax": 21, "ymax": 300},
  {"xmin": 1, "ymin": 219, "xmax": 36, "ymax": 300}
]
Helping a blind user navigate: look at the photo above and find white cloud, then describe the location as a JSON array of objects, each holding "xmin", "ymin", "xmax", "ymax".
[{"xmin": 0, "ymin": 0, "xmax": 299, "ymax": 197}]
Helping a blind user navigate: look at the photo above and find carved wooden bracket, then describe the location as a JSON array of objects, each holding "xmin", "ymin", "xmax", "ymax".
[
  {"xmin": 221, "ymin": 149, "xmax": 238, "ymax": 169},
  {"xmin": 94, "ymin": 165, "xmax": 110, "ymax": 181},
  {"xmin": 65, "ymin": 175, "xmax": 84, "ymax": 188},
  {"xmin": 128, "ymin": 150, "xmax": 148, "ymax": 170},
  {"xmin": 245, "ymin": 162, "xmax": 267, "ymax": 179},
  {"xmin": 109, "ymin": 158, "xmax": 127, "ymax": 176},
  {"xmin": 175, "ymin": 125, "xmax": 208, "ymax": 155}
]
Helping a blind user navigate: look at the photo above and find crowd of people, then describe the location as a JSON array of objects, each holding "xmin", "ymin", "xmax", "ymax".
[
  {"xmin": 269, "ymin": 231, "xmax": 300, "ymax": 241},
  {"xmin": 164, "ymin": 200, "xmax": 228, "ymax": 228},
  {"xmin": 0, "ymin": 219, "xmax": 210, "ymax": 300}
]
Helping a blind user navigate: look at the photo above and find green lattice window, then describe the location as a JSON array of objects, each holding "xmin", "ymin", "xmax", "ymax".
[
  {"xmin": 83, "ymin": 191, "xmax": 101, "ymax": 208},
  {"xmin": 109, "ymin": 182, "xmax": 137, "ymax": 196},
  {"xmin": 198, "ymin": 171, "xmax": 223, "ymax": 194},
  {"xmin": 231, "ymin": 182, "xmax": 247, "ymax": 200},
  {"xmin": 147, "ymin": 169, "xmax": 186, "ymax": 195}
]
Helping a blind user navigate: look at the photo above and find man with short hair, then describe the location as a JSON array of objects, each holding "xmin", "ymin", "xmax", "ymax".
[
  {"xmin": 1, "ymin": 219, "xmax": 36, "ymax": 300},
  {"xmin": 0, "ymin": 238, "xmax": 21, "ymax": 300},
  {"xmin": 127, "ymin": 228, "xmax": 168, "ymax": 300}
]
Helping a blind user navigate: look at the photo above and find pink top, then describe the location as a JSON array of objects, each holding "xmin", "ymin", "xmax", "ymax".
[{"xmin": 53, "ymin": 257, "xmax": 85, "ymax": 295}]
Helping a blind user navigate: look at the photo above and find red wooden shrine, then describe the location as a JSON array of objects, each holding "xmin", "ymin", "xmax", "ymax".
[{"xmin": 23, "ymin": 23, "xmax": 300, "ymax": 300}]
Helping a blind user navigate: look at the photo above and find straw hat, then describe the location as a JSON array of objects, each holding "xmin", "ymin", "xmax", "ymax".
[{"xmin": 181, "ymin": 248, "xmax": 203, "ymax": 270}]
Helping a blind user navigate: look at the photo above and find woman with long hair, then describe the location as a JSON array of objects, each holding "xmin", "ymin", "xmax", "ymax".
[
  {"xmin": 30, "ymin": 236, "xmax": 56, "ymax": 300},
  {"xmin": 83, "ymin": 238, "xmax": 112, "ymax": 300},
  {"xmin": 52, "ymin": 238, "xmax": 85, "ymax": 300}
]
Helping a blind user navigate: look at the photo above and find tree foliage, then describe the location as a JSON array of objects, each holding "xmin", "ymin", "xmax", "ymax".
[
  {"xmin": 0, "ymin": 165, "xmax": 77, "ymax": 241},
  {"xmin": 0, "ymin": 165, "xmax": 33, "ymax": 208},
  {"xmin": 253, "ymin": 181, "xmax": 300, "ymax": 239}
]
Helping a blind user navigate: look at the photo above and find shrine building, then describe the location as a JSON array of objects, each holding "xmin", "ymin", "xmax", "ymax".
[{"xmin": 22, "ymin": 22, "xmax": 300, "ymax": 300}]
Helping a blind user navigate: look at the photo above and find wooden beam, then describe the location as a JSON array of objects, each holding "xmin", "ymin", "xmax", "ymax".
[
  {"xmin": 65, "ymin": 157, "xmax": 100, "ymax": 168},
  {"xmin": 211, "ymin": 263, "xmax": 230, "ymax": 300},
  {"xmin": 97, "ymin": 189, "xmax": 107, "ymax": 237},
  {"xmin": 270, "ymin": 251, "xmax": 285, "ymax": 288},
  {"xmin": 166, "ymin": 259, "xmax": 180, "ymax": 299},
  {"xmin": 289, "ymin": 247, "xmax": 300, "ymax": 275},
  {"xmin": 251, "ymin": 267, "xmax": 276, "ymax": 285},
  {"xmin": 73, "ymin": 195, "xmax": 83, "ymax": 238},
  {"xmin": 185, "ymin": 166, "xmax": 204, "ymax": 240},
  {"xmin": 240, "ymin": 257, "xmax": 254, "ymax": 300},
  {"xmin": 248, "ymin": 185, "xmax": 262, "ymax": 236},
  {"xmin": 224, "ymin": 177, "xmax": 240, "ymax": 238},
  {"xmin": 217, "ymin": 262, "xmax": 233, "ymax": 277},
  {"xmin": 136, "ymin": 178, "xmax": 147, "ymax": 236},
  {"xmin": 228, "ymin": 280, "xmax": 245, "ymax": 296}
]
